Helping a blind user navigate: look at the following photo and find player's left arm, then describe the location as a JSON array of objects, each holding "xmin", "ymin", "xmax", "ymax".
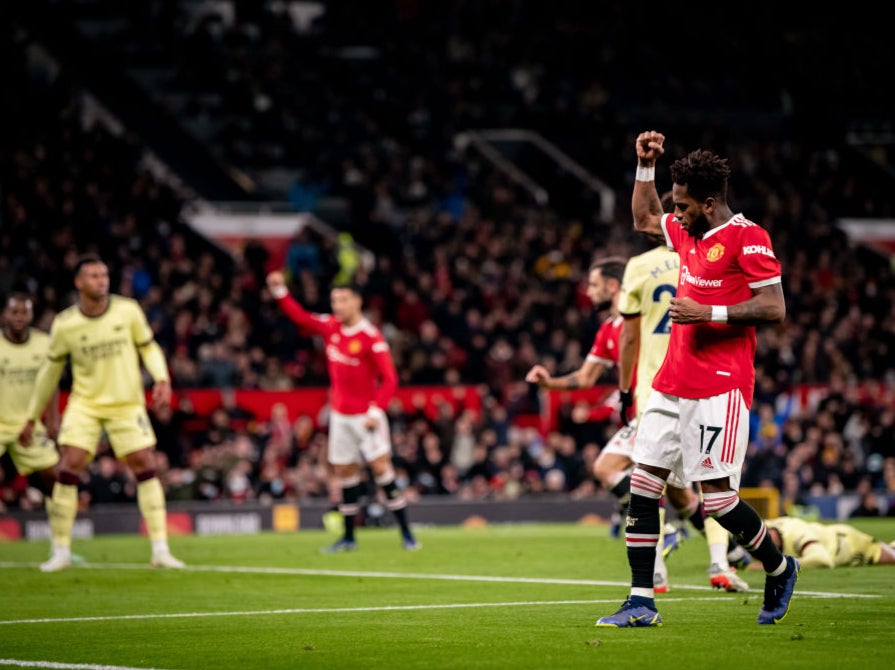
[
  {"xmin": 670, "ymin": 227, "xmax": 785, "ymax": 325},
  {"xmin": 727, "ymin": 282, "xmax": 786, "ymax": 324},
  {"xmin": 371, "ymin": 341, "xmax": 398, "ymax": 413},
  {"xmin": 618, "ymin": 316, "xmax": 640, "ymax": 393},
  {"xmin": 137, "ymin": 339, "xmax": 172, "ymax": 410},
  {"xmin": 20, "ymin": 356, "xmax": 66, "ymax": 446},
  {"xmin": 617, "ymin": 316, "xmax": 640, "ymax": 424},
  {"xmin": 616, "ymin": 259, "xmax": 642, "ymax": 395},
  {"xmin": 131, "ymin": 302, "xmax": 171, "ymax": 410},
  {"xmin": 669, "ymin": 283, "xmax": 785, "ymax": 325}
]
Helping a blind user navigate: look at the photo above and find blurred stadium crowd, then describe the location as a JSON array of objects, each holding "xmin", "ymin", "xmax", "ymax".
[{"xmin": 1, "ymin": 1, "xmax": 894, "ymax": 517}]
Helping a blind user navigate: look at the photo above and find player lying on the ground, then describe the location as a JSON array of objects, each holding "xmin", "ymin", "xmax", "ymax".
[{"xmin": 764, "ymin": 516, "xmax": 895, "ymax": 568}]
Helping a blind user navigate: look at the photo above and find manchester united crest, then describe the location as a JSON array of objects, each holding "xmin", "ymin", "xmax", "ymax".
[
  {"xmin": 348, "ymin": 340, "xmax": 362, "ymax": 354},
  {"xmin": 706, "ymin": 243, "xmax": 725, "ymax": 262}
]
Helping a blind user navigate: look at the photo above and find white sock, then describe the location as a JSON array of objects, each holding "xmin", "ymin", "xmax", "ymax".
[
  {"xmin": 709, "ymin": 543, "xmax": 730, "ymax": 569},
  {"xmin": 52, "ymin": 543, "xmax": 71, "ymax": 560},
  {"xmin": 151, "ymin": 540, "xmax": 171, "ymax": 555}
]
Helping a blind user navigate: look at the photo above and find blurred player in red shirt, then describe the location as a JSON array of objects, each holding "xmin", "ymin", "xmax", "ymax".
[{"xmin": 267, "ymin": 271, "xmax": 419, "ymax": 552}]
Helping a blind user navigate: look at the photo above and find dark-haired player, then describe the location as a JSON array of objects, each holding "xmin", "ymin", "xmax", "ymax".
[
  {"xmin": 19, "ymin": 254, "xmax": 183, "ymax": 571},
  {"xmin": 596, "ymin": 130, "xmax": 798, "ymax": 627},
  {"xmin": 0, "ymin": 292, "xmax": 59, "ymax": 507},
  {"xmin": 266, "ymin": 270, "xmax": 418, "ymax": 552}
]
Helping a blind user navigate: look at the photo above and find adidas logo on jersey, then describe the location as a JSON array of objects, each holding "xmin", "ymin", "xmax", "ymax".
[{"xmin": 700, "ymin": 457, "xmax": 714, "ymax": 469}]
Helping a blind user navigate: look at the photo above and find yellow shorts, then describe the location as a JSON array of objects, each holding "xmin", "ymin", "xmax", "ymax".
[
  {"xmin": 0, "ymin": 420, "xmax": 59, "ymax": 475},
  {"xmin": 58, "ymin": 400, "xmax": 157, "ymax": 457}
]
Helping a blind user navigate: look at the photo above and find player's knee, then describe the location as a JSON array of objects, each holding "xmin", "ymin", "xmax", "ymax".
[
  {"xmin": 374, "ymin": 468, "xmax": 395, "ymax": 486},
  {"xmin": 125, "ymin": 451, "xmax": 155, "ymax": 477},
  {"xmin": 665, "ymin": 484, "xmax": 694, "ymax": 509},
  {"xmin": 58, "ymin": 470, "xmax": 80, "ymax": 486},
  {"xmin": 337, "ymin": 473, "xmax": 362, "ymax": 488},
  {"xmin": 333, "ymin": 464, "xmax": 359, "ymax": 481}
]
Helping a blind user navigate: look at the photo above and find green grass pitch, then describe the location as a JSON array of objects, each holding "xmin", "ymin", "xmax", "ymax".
[{"xmin": 1, "ymin": 518, "xmax": 894, "ymax": 669}]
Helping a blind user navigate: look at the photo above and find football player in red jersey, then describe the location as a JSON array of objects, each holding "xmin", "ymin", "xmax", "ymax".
[
  {"xmin": 267, "ymin": 270, "xmax": 419, "ymax": 552},
  {"xmin": 597, "ymin": 131, "xmax": 798, "ymax": 628}
]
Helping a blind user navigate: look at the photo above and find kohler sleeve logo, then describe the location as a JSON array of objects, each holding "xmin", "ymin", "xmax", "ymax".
[{"xmin": 742, "ymin": 244, "xmax": 775, "ymax": 257}]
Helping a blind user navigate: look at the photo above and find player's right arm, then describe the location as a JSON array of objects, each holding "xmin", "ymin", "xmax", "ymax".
[
  {"xmin": 525, "ymin": 358, "xmax": 606, "ymax": 391},
  {"xmin": 632, "ymin": 130, "xmax": 666, "ymax": 238},
  {"xmin": 266, "ymin": 270, "xmax": 328, "ymax": 335},
  {"xmin": 20, "ymin": 317, "xmax": 69, "ymax": 446}
]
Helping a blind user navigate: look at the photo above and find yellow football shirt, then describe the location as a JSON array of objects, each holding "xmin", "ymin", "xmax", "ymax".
[
  {"xmin": 617, "ymin": 245, "xmax": 680, "ymax": 417},
  {"xmin": 0, "ymin": 329, "xmax": 50, "ymax": 429},
  {"xmin": 766, "ymin": 516, "xmax": 882, "ymax": 567},
  {"xmin": 44, "ymin": 296, "xmax": 160, "ymax": 408}
]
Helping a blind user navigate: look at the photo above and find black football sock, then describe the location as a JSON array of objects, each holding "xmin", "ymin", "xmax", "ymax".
[
  {"xmin": 706, "ymin": 493, "xmax": 787, "ymax": 574},
  {"xmin": 381, "ymin": 479, "xmax": 413, "ymax": 538},
  {"xmin": 340, "ymin": 483, "xmax": 363, "ymax": 542}
]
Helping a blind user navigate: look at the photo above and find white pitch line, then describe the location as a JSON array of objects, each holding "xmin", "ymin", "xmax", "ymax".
[
  {"xmin": 0, "ymin": 597, "xmax": 797, "ymax": 626},
  {"xmin": 0, "ymin": 659, "xmax": 175, "ymax": 670},
  {"xmin": 0, "ymin": 561, "xmax": 877, "ymax": 600}
]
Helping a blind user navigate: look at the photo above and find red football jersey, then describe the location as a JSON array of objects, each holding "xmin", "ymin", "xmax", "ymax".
[
  {"xmin": 276, "ymin": 295, "xmax": 398, "ymax": 415},
  {"xmin": 586, "ymin": 314, "xmax": 638, "ymax": 419},
  {"xmin": 587, "ymin": 314, "xmax": 624, "ymax": 367},
  {"xmin": 654, "ymin": 213, "xmax": 782, "ymax": 406}
]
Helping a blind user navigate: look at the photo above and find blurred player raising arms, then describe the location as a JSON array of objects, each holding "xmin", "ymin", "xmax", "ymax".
[
  {"xmin": 266, "ymin": 270, "xmax": 419, "ymax": 552},
  {"xmin": 0, "ymin": 291, "xmax": 60, "ymax": 510},
  {"xmin": 19, "ymin": 254, "xmax": 184, "ymax": 572},
  {"xmin": 596, "ymin": 130, "xmax": 797, "ymax": 628}
]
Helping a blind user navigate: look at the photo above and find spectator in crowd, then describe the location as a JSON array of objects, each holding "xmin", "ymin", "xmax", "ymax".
[
  {"xmin": 85, "ymin": 453, "xmax": 135, "ymax": 505},
  {"xmin": 850, "ymin": 490, "xmax": 883, "ymax": 518}
]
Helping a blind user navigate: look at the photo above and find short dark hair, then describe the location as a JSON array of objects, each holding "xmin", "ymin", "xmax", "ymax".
[
  {"xmin": 589, "ymin": 256, "xmax": 626, "ymax": 283},
  {"xmin": 3, "ymin": 290, "xmax": 32, "ymax": 307},
  {"xmin": 74, "ymin": 252, "xmax": 105, "ymax": 276},
  {"xmin": 331, "ymin": 281, "xmax": 363, "ymax": 297},
  {"xmin": 670, "ymin": 149, "xmax": 731, "ymax": 202}
]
